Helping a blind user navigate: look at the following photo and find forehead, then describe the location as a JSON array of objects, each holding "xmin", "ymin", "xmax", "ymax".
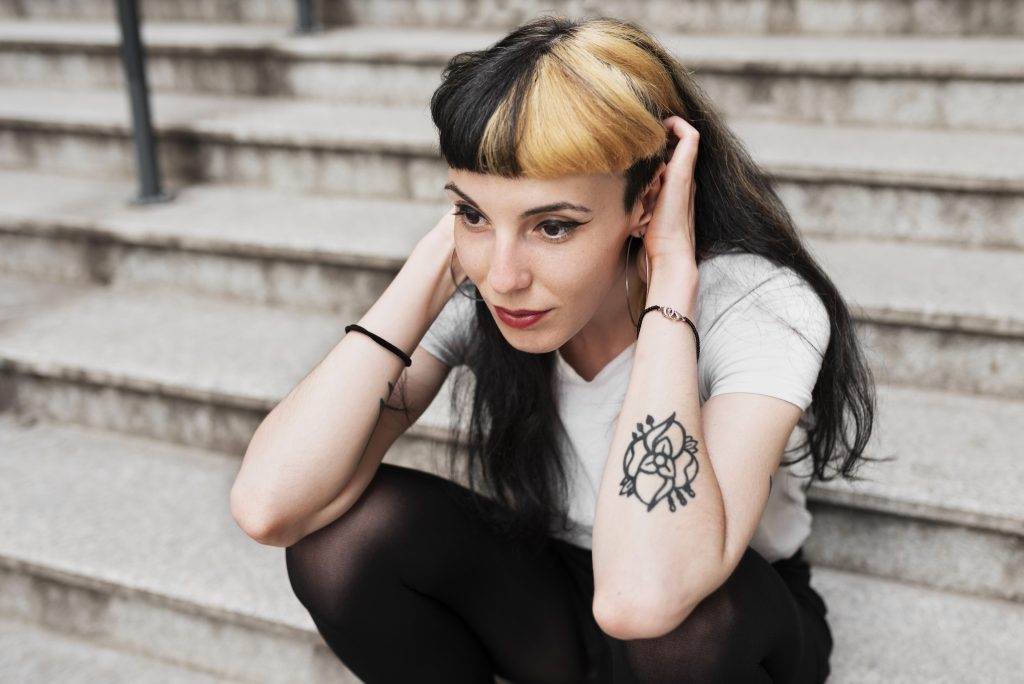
[{"xmin": 445, "ymin": 169, "xmax": 624, "ymax": 211}]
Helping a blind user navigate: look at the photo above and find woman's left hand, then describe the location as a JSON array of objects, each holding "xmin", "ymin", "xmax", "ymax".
[{"xmin": 637, "ymin": 116, "xmax": 699, "ymax": 285}]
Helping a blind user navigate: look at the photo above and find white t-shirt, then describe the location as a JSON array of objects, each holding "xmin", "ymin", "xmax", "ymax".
[{"xmin": 418, "ymin": 251, "xmax": 830, "ymax": 563}]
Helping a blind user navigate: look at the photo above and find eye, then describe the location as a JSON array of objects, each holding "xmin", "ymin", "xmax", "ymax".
[
  {"xmin": 537, "ymin": 221, "xmax": 581, "ymax": 243},
  {"xmin": 453, "ymin": 204, "xmax": 485, "ymax": 228},
  {"xmin": 453, "ymin": 203, "xmax": 582, "ymax": 244}
]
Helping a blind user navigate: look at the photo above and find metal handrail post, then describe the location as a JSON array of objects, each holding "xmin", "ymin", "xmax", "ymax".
[
  {"xmin": 294, "ymin": 0, "xmax": 322, "ymax": 34},
  {"xmin": 115, "ymin": 0, "xmax": 173, "ymax": 204}
]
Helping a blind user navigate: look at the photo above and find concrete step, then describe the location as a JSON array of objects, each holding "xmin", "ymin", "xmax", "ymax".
[
  {"xmin": 2, "ymin": 0, "xmax": 1023, "ymax": 38},
  {"xmin": 0, "ymin": 272, "xmax": 452, "ymax": 455},
  {"xmin": 0, "ymin": 271, "xmax": 1021, "ymax": 603},
  {"xmin": 0, "ymin": 414, "xmax": 360, "ymax": 683},
  {"xmin": 1, "ymin": 414, "xmax": 1023, "ymax": 683},
  {"xmin": 0, "ymin": 0, "xmax": 295, "ymax": 25},
  {"xmin": 1, "ymin": 88, "xmax": 1022, "ymax": 251},
  {"xmin": 808, "ymin": 238, "xmax": 1024, "ymax": 398},
  {"xmin": 0, "ymin": 172, "xmax": 1021, "ymax": 398},
  {"xmin": 1, "ymin": 20, "xmax": 1023, "ymax": 132},
  {"xmin": 805, "ymin": 385, "xmax": 1024, "ymax": 604},
  {"xmin": 0, "ymin": 614, "xmax": 236, "ymax": 683}
]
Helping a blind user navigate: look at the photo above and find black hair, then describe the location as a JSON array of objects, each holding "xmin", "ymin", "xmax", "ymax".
[{"xmin": 426, "ymin": 14, "xmax": 883, "ymax": 555}]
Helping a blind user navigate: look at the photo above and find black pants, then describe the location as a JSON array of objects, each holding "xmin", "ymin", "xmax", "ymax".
[{"xmin": 285, "ymin": 462, "xmax": 833, "ymax": 683}]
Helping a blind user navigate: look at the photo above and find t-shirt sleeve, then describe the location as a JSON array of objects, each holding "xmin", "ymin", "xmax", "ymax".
[
  {"xmin": 418, "ymin": 289, "xmax": 475, "ymax": 367},
  {"xmin": 701, "ymin": 263, "xmax": 830, "ymax": 412}
]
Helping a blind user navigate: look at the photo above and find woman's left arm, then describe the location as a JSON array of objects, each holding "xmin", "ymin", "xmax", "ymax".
[
  {"xmin": 590, "ymin": 117, "xmax": 808, "ymax": 641},
  {"xmin": 590, "ymin": 258, "xmax": 805, "ymax": 640}
]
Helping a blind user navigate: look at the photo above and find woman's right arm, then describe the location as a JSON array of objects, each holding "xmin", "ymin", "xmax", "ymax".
[{"xmin": 229, "ymin": 212, "xmax": 461, "ymax": 546}]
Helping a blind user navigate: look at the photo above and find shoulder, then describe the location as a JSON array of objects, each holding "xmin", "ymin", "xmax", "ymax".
[
  {"xmin": 698, "ymin": 251, "xmax": 807, "ymax": 304},
  {"xmin": 420, "ymin": 288, "xmax": 477, "ymax": 367},
  {"xmin": 695, "ymin": 251, "xmax": 831, "ymax": 410},
  {"xmin": 696, "ymin": 251, "xmax": 828, "ymax": 342},
  {"xmin": 433, "ymin": 287, "xmax": 478, "ymax": 330}
]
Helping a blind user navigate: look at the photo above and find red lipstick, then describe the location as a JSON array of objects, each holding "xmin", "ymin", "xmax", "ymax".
[{"xmin": 495, "ymin": 306, "xmax": 551, "ymax": 329}]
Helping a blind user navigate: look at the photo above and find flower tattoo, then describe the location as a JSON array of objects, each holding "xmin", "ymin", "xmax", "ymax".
[{"xmin": 619, "ymin": 411, "xmax": 700, "ymax": 512}]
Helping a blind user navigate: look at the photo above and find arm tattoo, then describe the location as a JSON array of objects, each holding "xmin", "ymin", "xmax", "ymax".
[
  {"xmin": 379, "ymin": 378, "xmax": 411, "ymax": 421},
  {"xmin": 354, "ymin": 378, "xmax": 411, "ymax": 465},
  {"xmin": 618, "ymin": 411, "xmax": 700, "ymax": 513}
]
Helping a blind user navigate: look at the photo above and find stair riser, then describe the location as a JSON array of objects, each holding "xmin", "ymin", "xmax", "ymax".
[
  {"xmin": 0, "ymin": 0, "xmax": 296, "ymax": 25},
  {"xmin": 2, "ymin": 49, "xmax": 1021, "ymax": 133},
  {"xmin": 0, "ymin": 370, "xmax": 448, "ymax": 467},
  {"xmin": 0, "ymin": 126, "xmax": 421, "ymax": 199},
  {"xmin": 0, "ymin": 50, "xmax": 439, "ymax": 109},
  {"xmin": 0, "ymin": 372, "xmax": 268, "ymax": 456},
  {"xmin": 805, "ymin": 503, "xmax": 1024, "ymax": 604},
  {"xmin": 861, "ymin": 322, "xmax": 1024, "ymax": 399},
  {"xmin": 3, "ymin": 127, "xmax": 1022, "ymax": 251},
  {"xmin": 2, "ymin": 0, "xmax": 1023, "ymax": 37},
  {"xmin": 777, "ymin": 182, "xmax": 1024, "ymax": 252},
  {"xmin": 0, "ymin": 234, "xmax": 1021, "ymax": 400},
  {"xmin": 0, "ymin": 564, "xmax": 356, "ymax": 684},
  {"xmin": 0, "ymin": 232, "xmax": 398, "ymax": 321}
]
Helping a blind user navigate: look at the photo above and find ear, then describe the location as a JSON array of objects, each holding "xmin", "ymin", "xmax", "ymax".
[{"xmin": 629, "ymin": 164, "xmax": 666, "ymax": 238}]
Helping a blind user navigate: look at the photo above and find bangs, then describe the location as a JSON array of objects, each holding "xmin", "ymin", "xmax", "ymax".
[{"xmin": 431, "ymin": 16, "xmax": 683, "ymax": 180}]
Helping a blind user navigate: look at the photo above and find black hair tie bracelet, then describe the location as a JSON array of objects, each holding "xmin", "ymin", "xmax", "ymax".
[{"xmin": 344, "ymin": 324, "xmax": 412, "ymax": 367}]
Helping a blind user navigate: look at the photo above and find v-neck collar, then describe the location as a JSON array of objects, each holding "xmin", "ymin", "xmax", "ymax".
[{"xmin": 555, "ymin": 341, "xmax": 636, "ymax": 386}]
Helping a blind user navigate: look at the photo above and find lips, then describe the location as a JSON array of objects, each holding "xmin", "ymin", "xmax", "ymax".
[
  {"xmin": 497, "ymin": 307, "xmax": 549, "ymax": 316},
  {"xmin": 494, "ymin": 306, "xmax": 551, "ymax": 329}
]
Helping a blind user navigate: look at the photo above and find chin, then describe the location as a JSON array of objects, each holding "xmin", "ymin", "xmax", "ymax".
[{"xmin": 501, "ymin": 332, "xmax": 558, "ymax": 355}]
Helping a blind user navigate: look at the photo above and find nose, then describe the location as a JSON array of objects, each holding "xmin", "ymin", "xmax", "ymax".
[{"xmin": 486, "ymin": 235, "xmax": 532, "ymax": 295}]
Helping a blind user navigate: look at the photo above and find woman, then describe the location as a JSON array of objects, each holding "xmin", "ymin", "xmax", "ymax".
[{"xmin": 238, "ymin": 14, "xmax": 879, "ymax": 683}]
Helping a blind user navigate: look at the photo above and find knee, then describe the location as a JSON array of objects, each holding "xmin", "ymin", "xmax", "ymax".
[
  {"xmin": 283, "ymin": 463, "xmax": 420, "ymax": 620},
  {"xmin": 616, "ymin": 597, "xmax": 743, "ymax": 682},
  {"xmin": 616, "ymin": 547, "xmax": 770, "ymax": 681}
]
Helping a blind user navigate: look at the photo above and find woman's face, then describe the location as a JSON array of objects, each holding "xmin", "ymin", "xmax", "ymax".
[{"xmin": 444, "ymin": 168, "xmax": 650, "ymax": 353}]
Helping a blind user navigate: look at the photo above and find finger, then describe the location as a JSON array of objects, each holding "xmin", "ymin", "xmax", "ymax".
[{"xmin": 662, "ymin": 116, "xmax": 699, "ymax": 177}]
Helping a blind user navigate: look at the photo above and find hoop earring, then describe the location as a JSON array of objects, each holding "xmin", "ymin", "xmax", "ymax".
[
  {"xmin": 450, "ymin": 248, "xmax": 486, "ymax": 301},
  {"xmin": 625, "ymin": 233, "xmax": 650, "ymax": 333}
]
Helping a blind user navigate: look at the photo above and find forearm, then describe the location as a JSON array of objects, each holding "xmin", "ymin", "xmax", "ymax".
[
  {"xmin": 591, "ymin": 256, "xmax": 726, "ymax": 638},
  {"xmin": 230, "ymin": 227, "xmax": 457, "ymax": 540}
]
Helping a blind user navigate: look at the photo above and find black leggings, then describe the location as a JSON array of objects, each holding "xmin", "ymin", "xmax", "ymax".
[{"xmin": 285, "ymin": 462, "xmax": 833, "ymax": 683}]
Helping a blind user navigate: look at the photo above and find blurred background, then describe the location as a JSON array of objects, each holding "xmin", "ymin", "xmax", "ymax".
[{"xmin": 0, "ymin": 1, "xmax": 1021, "ymax": 682}]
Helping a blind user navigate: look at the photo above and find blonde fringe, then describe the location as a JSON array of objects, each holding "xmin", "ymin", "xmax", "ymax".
[{"xmin": 478, "ymin": 17, "xmax": 687, "ymax": 179}]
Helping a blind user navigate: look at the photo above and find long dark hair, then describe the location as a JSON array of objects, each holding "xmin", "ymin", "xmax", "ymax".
[{"xmin": 427, "ymin": 14, "xmax": 882, "ymax": 554}]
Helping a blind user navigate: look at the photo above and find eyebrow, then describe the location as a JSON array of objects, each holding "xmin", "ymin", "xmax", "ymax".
[{"xmin": 443, "ymin": 182, "xmax": 592, "ymax": 219}]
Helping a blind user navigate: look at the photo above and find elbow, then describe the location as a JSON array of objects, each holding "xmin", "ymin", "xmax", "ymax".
[
  {"xmin": 230, "ymin": 484, "xmax": 297, "ymax": 547},
  {"xmin": 592, "ymin": 591, "xmax": 698, "ymax": 641}
]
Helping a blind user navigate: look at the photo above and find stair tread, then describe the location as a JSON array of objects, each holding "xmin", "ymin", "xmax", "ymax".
[
  {"xmin": 0, "ymin": 169, "xmax": 429, "ymax": 266},
  {"xmin": 0, "ymin": 271, "xmax": 1020, "ymax": 534},
  {"xmin": 0, "ymin": 85, "xmax": 1021, "ymax": 191},
  {"xmin": 0, "ymin": 614, "xmax": 232, "ymax": 683},
  {"xmin": 1, "ymin": 168, "xmax": 1021, "ymax": 336},
  {"xmin": 809, "ymin": 238, "xmax": 1024, "ymax": 335},
  {"xmin": 0, "ymin": 271, "xmax": 348, "ymax": 408},
  {"xmin": 1, "ymin": 19, "xmax": 1023, "ymax": 78},
  {"xmin": 0, "ymin": 413, "xmax": 311, "ymax": 632},
  {"xmin": 811, "ymin": 563, "xmax": 1024, "ymax": 681},
  {"xmin": 810, "ymin": 384, "xmax": 1024, "ymax": 536},
  {"xmin": 1, "ymin": 413, "xmax": 1023, "ymax": 682}
]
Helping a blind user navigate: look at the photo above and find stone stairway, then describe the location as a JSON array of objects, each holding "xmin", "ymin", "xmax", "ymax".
[{"xmin": 0, "ymin": 2, "xmax": 1022, "ymax": 682}]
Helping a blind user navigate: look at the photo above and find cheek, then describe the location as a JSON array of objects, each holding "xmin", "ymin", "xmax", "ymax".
[
  {"xmin": 454, "ymin": 235, "xmax": 487, "ymax": 277},
  {"xmin": 543, "ymin": 242, "xmax": 620, "ymax": 301}
]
